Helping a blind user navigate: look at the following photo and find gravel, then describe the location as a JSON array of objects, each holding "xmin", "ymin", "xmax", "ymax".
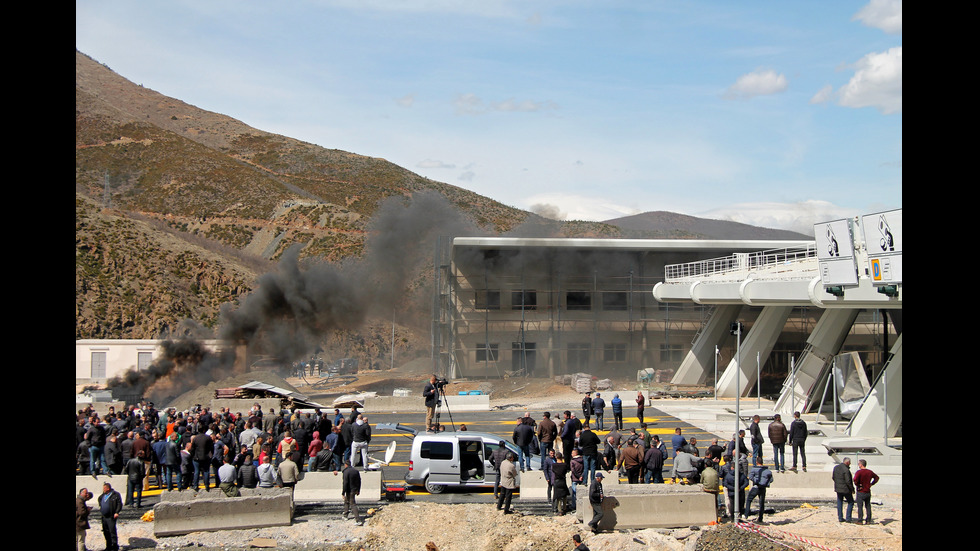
[{"xmin": 81, "ymin": 495, "xmax": 901, "ymax": 551}]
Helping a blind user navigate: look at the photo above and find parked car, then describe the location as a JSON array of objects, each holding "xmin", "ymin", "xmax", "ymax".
[{"xmin": 378, "ymin": 423, "xmax": 540, "ymax": 494}]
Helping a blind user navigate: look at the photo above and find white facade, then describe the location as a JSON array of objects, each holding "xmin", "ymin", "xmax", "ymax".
[{"xmin": 75, "ymin": 339, "xmax": 224, "ymax": 383}]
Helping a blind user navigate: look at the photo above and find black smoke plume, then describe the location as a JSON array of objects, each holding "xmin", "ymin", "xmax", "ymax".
[{"xmin": 107, "ymin": 191, "xmax": 480, "ymax": 402}]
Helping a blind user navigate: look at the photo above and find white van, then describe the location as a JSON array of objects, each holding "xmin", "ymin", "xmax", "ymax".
[{"xmin": 379, "ymin": 423, "xmax": 541, "ymax": 493}]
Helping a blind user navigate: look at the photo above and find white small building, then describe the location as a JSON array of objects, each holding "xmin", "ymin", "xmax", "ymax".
[{"xmin": 75, "ymin": 339, "xmax": 224, "ymax": 384}]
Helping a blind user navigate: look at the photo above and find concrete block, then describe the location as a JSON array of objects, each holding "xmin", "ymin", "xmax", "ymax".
[
  {"xmin": 576, "ymin": 484, "xmax": 716, "ymax": 529},
  {"xmin": 518, "ymin": 470, "xmax": 548, "ymax": 500},
  {"xmin": 292, "ymin": 470, "xmax": 383, "ymax": 502},
  {"xmin": 153, "ymin": 487, "xmax": 293, "ymax": 537}
]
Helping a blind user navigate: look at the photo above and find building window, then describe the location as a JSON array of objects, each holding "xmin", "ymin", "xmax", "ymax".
[
  {"xmin": 602, "ymin": 291, "xmax": 628, "ymax": 311},
  {"xmin": 511, "ymin": 290, "xmax": 537, "ymax": 310},
  {"xmin": 476, "ymin": 343, "xmax": 499, "ymax": 362},
  {"xmin": 603, "ymin": 343, "xmax": 627, "ymax": 362},
  {"xmin": 137, "ymin": 351, "xmax": 153, "ymax": 371},
  {"xmin": 660, "ymin": 344, "xmax": 684, "ymax": 363},
  {"xmin": 475, "ymin": 290, "xmax": 500, "ymax": 310},
  {"xmin": 91, "ymin": 351, "xmax": 107, "ymax": 378},
  {"xmin": 568, "ymin": 343, "xmax": 591, "ymax": 370},
  {"xmin": 566, "ymin": 291, "xmax": 591, "ymax": 311}
]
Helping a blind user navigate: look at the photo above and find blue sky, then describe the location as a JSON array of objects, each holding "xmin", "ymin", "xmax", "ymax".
[{"xmin": 76, "ymin": 1, "xmax": 901, "ymax": 235}]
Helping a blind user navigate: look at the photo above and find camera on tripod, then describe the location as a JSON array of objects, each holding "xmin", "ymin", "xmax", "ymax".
[{"xmin": 434, "ymin": 377, "xmax": 450, "ymax": 390}]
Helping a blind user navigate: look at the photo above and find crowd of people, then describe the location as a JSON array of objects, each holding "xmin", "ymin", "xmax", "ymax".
[
  {"xmin": 508, "ymin": 393, "xmax": 881, "ymax": 531},
  {"xmin": 76, "ymin": 400, "xmax": 379, "ymax": 496},
  {"xmin": 76, "ymin": 388, "xmax": 883, "ymax": 549}
]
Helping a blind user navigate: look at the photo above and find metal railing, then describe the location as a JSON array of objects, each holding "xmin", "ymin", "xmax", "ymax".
[{"xmin": 664, "ymin": 244, "xmax": 818, "ymax": 281}]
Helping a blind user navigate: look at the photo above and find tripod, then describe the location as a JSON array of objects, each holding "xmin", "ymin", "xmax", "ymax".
[{"xmin": 433, "ymin": 383, "xmax": 457, "ymax": 431}]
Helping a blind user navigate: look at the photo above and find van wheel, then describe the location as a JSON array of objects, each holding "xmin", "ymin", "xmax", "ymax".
[{"xmin": 424, "ymin": 477, "xmax": 445, "ymax": 494}]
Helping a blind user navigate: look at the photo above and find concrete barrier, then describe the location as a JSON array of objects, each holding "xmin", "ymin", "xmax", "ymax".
[
  {"xmin": 575, "ymin": 484, "xmax": 716, "ymax": 529},
  {"xmin": 292, "ymin": 470, "xmax": 383, "ymax": 502},
  {"xmin": 153, "ymin": 487, "xmax": 294, "ymax": 536},
  {"xmin": 363, "ymin": 394, "xmax": 490, "ymax": 413}
]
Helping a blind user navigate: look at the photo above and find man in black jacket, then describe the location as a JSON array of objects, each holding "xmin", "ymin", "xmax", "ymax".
[
  {"xmin": 342, "ymin": 459, "xmax": 363, "ymax": 525},
  {"xmin": 560, "ymin": 411, "xmax": 581, "ymax": 464},
  {"xmin": 189, "ymin": 431, "xmax": 213, "ymax": 492},
  {"xmin": 423, "ymin": 375, "xmax": 439, "ymax": 429},
  {"xmin": 789, "ymin": 411, "xmax": 808, "ymax": 472},
  {"xmin": 98, "ymin": 482, "xmax": 123, "ymax": 551},
  {"xmin": 587, "ymin": 472, "xmax": 605, "ymax": 533},
  {"xmin": 512, "ymin": 418, "xmax": 535, "ymax": 472},
  {"xmin": 578, "ymin": 425, "xmax": 601, "ymax": 485}
]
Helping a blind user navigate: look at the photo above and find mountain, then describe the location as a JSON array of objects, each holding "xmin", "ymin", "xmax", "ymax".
[
  {"xmin": 603, "ymin": 211, "xmax": 812, "ymax": 240},
  {"xmin": 75, "ymin": 49, "xmax": 809, "ymax": 369}
]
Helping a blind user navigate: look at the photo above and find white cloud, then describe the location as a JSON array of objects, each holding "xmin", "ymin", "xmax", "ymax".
[
  {"xmin": 837, "ymin": 47, "xmax": 902, "ymax": 114},
  {"xmin": 395, "ymin": 93, "xmax": 415, "ymax": 107},
  {"xmin": 417, "ymin": 159, "xmax": 455, "ymax": 169},
  {"xmin": 454, "ymin": 93, "xmax": 557, "ymax": 115},
  {"xmin": 491, "ymin": 98, "xmax": 558, "ymax": 112},
  {"xmin": 725, "ymin": 69, "xmax": 789, "ymax": 100},
  {"xmin": 810, "ymin": 84, "xmax": 834, "ymax": 105},
  {"xmin": 853, "ymin": 0, "xmax": 902, "ymax": 34},
  {"xmin": 697, "ymin": 200, "xmax": 858, "ymax": 236}
]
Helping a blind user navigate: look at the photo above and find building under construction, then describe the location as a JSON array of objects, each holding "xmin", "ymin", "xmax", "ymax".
[{"xmin": 432, "ymin": 235, "xmax": 899, "ymax": 403}]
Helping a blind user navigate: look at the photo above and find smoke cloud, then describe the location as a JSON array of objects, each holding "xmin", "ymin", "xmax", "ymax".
[{"xmin": 108, "ymin": 191, "xmax": 480, "ymax": 402}]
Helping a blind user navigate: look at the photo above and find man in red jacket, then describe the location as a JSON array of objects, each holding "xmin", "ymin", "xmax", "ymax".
[{"xmin": 853, "ymin": 459, "xmax": 880, "ymax": 525}]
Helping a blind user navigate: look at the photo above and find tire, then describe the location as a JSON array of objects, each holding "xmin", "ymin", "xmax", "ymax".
[{"xmin": 424, "ymin": 476, "xmax": 446, "ymax": 494}]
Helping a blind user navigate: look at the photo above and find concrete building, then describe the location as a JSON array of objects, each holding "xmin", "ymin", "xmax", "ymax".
[{"xmin": 433, "ymin": 231, "xmax": 899, "ymax": 410}]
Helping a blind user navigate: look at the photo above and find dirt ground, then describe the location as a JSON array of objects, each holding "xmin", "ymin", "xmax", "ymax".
[
  {"xmin": 90, "ymin": 497, "xmax": 901, "ymax": 551},
  {"xmin": 84, "ymin": 368, "xmax": 902, "ymax": 550}
]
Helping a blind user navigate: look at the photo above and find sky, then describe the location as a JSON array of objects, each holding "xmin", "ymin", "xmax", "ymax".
[{"xmin": 76, "ymin": 0, "xmax": 902, "ymax": 236}]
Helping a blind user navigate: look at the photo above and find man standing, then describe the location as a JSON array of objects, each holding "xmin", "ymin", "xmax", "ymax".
[
  {"xmin": 257, "ymin": 455, "xmax": 277, "ymax": 488},
  {"xmin": 351, "ymin": 415, "xmax": 372, "ymax": 469},
  {"xmin": 642, "ymin": 439, "xmax": 664, "ymax": 484},
  {"xmin": 542, "ymin": 448, "xmax": 556, "ymax": 504},
  {"xmin": 423, "ymin": 375, "xmax": 440, "ymax": 430},
  {"xmin": 86, "ymin": 416, "xmax": 110, "ymax": 477},
  {"xmin": 671, "ymin": 428, "xmax": 687, "ymax": 459},
  {"xmin": 746, "ymin": 457, "xmax": 773, "ymax": 523},
  {"xmin": 833, "ymin": 457, "xmax": 856, "ymax": 523},
  {"xmin": 98, "ymin": 482, "xmax": 122, "ymax": 551},
  {"xmin": 611, "ymin": 393, "xmax": 623, "ymax": 431},
  {"xmin": 124, "ymin": 453, "xmax": 145, "ymax": 508},
  {"xmin": 342, "ymin": 459, "xmax": 364, "ymax": 525},
  {"xmin": 581, "ymin": 392, "xmax": 594, "ymax": 428},
  {"xmin": 512, "ymin": 417, "xmax": 535, "ymax": 473},
  {"xmin": 490, "ymin": 440, "xmax": 510, "ymax": 499},
  {"xmin": 618, "ymin": 439, "xmax": 644, "ymax": 484},
  {"xmin": 591, "ymin": 393, "xmax": 605, "ymax": 431},
  {"xmin": 560, "ymin": 411, "xmax": 581, "ymax": 464},
  {"xmin": 721, "ymin": 454, "xmax": 749, "ymax": 520},
  {"xmin": 537, "ymin": 412, "xmax": 558, "ymax": 463},
  {"xmin": 788, "ymin": 412, "xmax": 808, "ymax": 472},
  {"xmin": 578, "ymin": 425, "xmax": 601, "ymax": 485},
  {"xmin": 587, "ymin": 471, "xmax": 605, "ymax": 533},
  {"xmin": 748, "ymin": 415, "xmax": 765, "ymax": 466},
  {"xmin": 768, "ymin": 414, "xmax": 788, "ymax": 473},
  {"xmin": 190, "ymin": 429, "xmax": 212, "ymax": 492},
  {"xmin": 76, "ymin": 488, "xmax": 93, "ymax": 551},
  {"xmin": 496, "ymin": 451, "xmax": 519, "ymax": 514},
  {"xmin": 635, "ymin": 391, "xmax": 645, "ymax": 425},
  {"xmin": 853, "ymin": 459, "xmax": 880, "ymax": 525}
]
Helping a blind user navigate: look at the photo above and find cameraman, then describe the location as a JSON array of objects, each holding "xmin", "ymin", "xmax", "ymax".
[{"xmin": 423, "ymin": 375, "xmax": 440, "ymax": 429}]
